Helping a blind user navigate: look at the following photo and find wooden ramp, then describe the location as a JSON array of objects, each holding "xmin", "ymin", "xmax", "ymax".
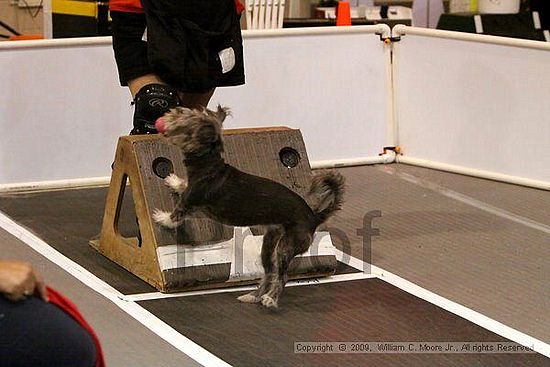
[{"xmin": 91, "ymin": 129, "xmax": 337, "ymax": 292}]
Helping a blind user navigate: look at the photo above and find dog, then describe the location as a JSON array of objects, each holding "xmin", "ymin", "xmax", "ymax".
[{"xmin": 152, "ymin": 106, "xmax": 345, "ymax": 308}]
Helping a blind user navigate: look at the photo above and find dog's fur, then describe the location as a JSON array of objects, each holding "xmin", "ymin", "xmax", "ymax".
[{"xmin": 153, "ymin": 106, "xmax": 345, "ymax": 308}]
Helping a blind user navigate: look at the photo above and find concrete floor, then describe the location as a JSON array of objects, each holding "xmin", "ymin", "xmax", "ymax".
[{"xmin": 0, "ymin": 163, "xmax": 548, "ymax": 365}]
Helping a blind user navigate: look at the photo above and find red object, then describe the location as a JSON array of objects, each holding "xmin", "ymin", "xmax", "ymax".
[
  {"xmin": 235, "ymin": 0, "xmax": 245, "ymax": 15},
  {"xmin": 9, "ymin": 35, "xmax": 44, "ymax": 41},
  {"xmin": 155, "ymin": 118, "xmax": 165, "ymax": 133},
  {"xmin": 336, "ymin": 1, "xmax": 352, "ymax": 26},
  {"xmin": 107, "ymin": 0, "xmax": 143, "ymax": 13},
  {"xmin": 46, "ymin": 287, "xmax": 106, "ymax": 367},
  {"xmin": 109, "ymin": 0, "xmax": 245, "ymax": 15}
]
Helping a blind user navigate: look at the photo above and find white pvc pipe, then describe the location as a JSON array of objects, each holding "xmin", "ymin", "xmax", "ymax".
[
  {"xmin": 311, "ymin": 153, "xmax": 394, "ymax": 169},
  {"xmin": 393, "ymin": 25, "xmax": 550, "ymax": 51},
  {"xmin": 389, "ymin": 34, "xmax": 401, "ymax": 149},
  {"xmin": 0, "ymin": 25, "xmax": 391, "ymax": 51},
  {"xmin": 384, "ymin": 39, "xmax": 397, "ymax": 148},
  {"xmin": 0, "ymin": 36, "xmax": 112, "ymax": 50},
  {"xmin": 243, "ymin": 24, "xmax": 391, "ymax": 39},
  {"xmin": 397, "ymin": 156, "xmax": 550, "ymax": 191},
  {"xmin": 0, "ymin": 153, "xmax": 397, "ymax": 193},
  {"xmin": 42, "ymin": 0, "xmax": 53, "ymax": 39},
  {"xmin": 0, "ymin": 177, "xmax": 111, "ymax": 194}
]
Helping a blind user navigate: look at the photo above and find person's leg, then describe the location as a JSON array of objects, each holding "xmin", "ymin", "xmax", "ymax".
[
  {"xmin": 130, "ymin": 81, "xmax": 181, "ymax": 135},
  {"xmin": 128, "ymin": 73, "xmax": 164, "ymax": 97},
  {"xmin": 111, "ymin": 8, "xmax": 222, "ymax": 134},
  {"xmin": 178, "ymin": 89, "xmax": 216, "ymax": 109},
  {"xmin": 111, "ymin": 12, "xmax": 181, "ymax": 134},
  {"xmin": 0, "ymin": 297, "xmax": 96, "ymax": 367},
  {"xmin": 129, "ymin": 77, "xmax": 215, "ymax": 134}
]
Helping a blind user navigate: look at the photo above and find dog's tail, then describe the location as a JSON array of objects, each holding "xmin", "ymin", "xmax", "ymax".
[{"xmin": 308, "ymin": 170, "xmax": 345, "ymax": 225}]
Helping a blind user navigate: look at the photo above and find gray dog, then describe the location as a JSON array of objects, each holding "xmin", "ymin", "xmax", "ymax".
[{"xmin": 153, "ymin": 106, "xmax": 345, "ymax": 308}]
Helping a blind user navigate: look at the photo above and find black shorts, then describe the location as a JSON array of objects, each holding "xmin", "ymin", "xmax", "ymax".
[
  {"xmin": 111, "ymin": 0, "xmax": 245, "ymax": 92},
  {"xmin": 111, "ymin": 11, "xmax": 151, "ymax": 86}
]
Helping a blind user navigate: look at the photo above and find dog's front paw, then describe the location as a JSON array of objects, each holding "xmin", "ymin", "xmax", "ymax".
[
  {"xmin": 152, "ymin": 209, "xmax": 179, "ymax": 229},
  {"xmin": 261, "ymin": 294, "xmax": 278, "ymax": 309},
  {"xmin": 164, "ymin": 174, "xmax": 187, "ymax": 194},
  {"xmin": 237, "ymin": 293, "xmax": 261, "ymax": 304}
]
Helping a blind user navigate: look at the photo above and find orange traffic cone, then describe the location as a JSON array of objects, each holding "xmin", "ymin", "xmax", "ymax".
[{"xmin": 336, "ymin": 1, "xmax": 352, "ymax": 26}]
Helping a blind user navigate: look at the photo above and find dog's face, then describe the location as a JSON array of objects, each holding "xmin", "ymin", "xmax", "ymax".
[{"xmin": 157, "ymin": 105, "xmax": 229, "ymax": 157}]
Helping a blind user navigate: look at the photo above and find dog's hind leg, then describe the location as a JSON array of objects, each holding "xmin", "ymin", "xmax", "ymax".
[
  {"xmin": 261, "ymin": 227, "xmax": 314, "ymax": 309},
  {"xmin": 237, "ymin": 226, "xmax": 282, "ymax": 304}
]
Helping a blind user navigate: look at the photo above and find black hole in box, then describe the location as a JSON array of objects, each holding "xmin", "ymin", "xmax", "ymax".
[
  {"xmin": 279, "ymin": 147, "xmax": 300, "ymax": 168},
  {"xmin": 152, "ymin": 157, "xmax": 174, "ymax": 179}
]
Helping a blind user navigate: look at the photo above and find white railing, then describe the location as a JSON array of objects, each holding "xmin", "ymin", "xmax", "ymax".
[
  {"xmin": 2, "ymin": 25, "xmax": 549, "ymax": 191},
  {"xmin": 0, "ymin": 26, "xmax": 391, "ymax": 191},
  {"xmin": 392, "ymin": 26, "xmax": 550, "ymax": 190}
]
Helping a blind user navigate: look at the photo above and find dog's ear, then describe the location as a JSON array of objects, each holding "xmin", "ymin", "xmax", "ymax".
[
  {"xmin": 215, "ymin": 105, "xmax": 231, "ymax": 125},
  {"xmin": 197, "ymin": 124, "xmax": 218, "ymax": 143}
]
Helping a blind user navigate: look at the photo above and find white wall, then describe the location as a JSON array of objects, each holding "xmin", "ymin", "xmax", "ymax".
[
  {"xmin": 8, "ymin": 26, "xmax": 547, "ymax": 190},
  {"xmin": 0, "ymin": 27, "xmax": 390, "ymax": 187},
  {"xmin": 213, "ymin": 28, "xmax": 390, "ymax": 164},
  {"xmin": 0, "ymin": 39, "xmax": 131, "ymax": 186},
  {"xmin": 393, "ymin": 27, "xmax": 550, "ymax": 184}
]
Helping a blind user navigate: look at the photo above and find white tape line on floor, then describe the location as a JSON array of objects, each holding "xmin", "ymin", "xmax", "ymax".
[
  {"xmin": 0, "ymin": 210, "xmax": 232, "ymax": 367},
  {"xmin": 332, "ymin": 248, "xmax": 550, "ymax": 358},
  {"xmin": 385, "ymin": 167, "xmax": 550, "ymax": 234},
  {"xmin": 2, "ymin": 209, "xmax": 548, "ymax": 359},
  {"xmin": 123, "ymin": 272, "xmax": 377, "ymax": 302}
]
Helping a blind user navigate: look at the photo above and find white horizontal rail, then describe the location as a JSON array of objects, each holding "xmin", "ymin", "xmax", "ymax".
[
  {"xmin": 393, "ymin": 25, "xmax": 550, "ymax": 51},
  {"xmin": 311, "ymin": 154, "xmax": 393, "ymax": 169},
  {"xmin": 0, "ymin": 177, "xmax": 112, "ymax": 194},
  {"xmin": 0, "ymin": 155, "xmax": 394, "ymax": 193},
  {"xmin": 0, "ymin": 36, "xmax": 112, "ymax": 50},
  {"xmin": 4, "ymin": 154, "xmax": 547, "ymax": 193},
  {"xmin": 0, "ymin": 25, "xmax": 391, "ymax": 51},
  {"xmin": 397, "ymin": 156, "xmax": 550, "ymax": 191},
  {"xmin": 243, "ymin": 24, "xmax": 391, "ymax": 38}
]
